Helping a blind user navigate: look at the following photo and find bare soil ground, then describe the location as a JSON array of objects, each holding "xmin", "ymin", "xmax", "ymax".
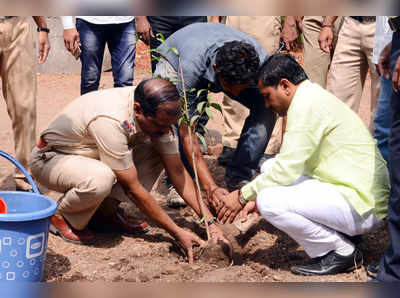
[{"xmin": 0, "ymin": 42, "xmax": 388, "ymax": 282}]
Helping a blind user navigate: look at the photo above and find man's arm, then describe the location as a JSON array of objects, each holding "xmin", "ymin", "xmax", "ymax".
[
  {"xmin": 281, "ymin": 16, "xmax": 303, "ymax": 51},
  {"xmin": 60, "ymin": 16, "xmax": 80, "ymax": 53},
  {"xmin": 319, "ymin": 16, "xmax": 338, "ymax": 53},
  {"xmin": 161, "ymin": 153, "xmax": 231, "ymax": 248},
  {"xmin": 32, "ymin": 16, "xmax": 50, "ymax": 64},
  {"xmin": 114, "ymin": 165, "xmax": 205, "ymax": 263},
  {"xmin": 178, "ymin": 124, "xmax": 229, "ymax": 210},
  {"xmin": 135, "ymin": 16, "xmax": 154, "ymax": 45}
]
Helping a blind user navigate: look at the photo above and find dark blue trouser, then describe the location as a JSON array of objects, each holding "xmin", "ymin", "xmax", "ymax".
[
  {"xmin": 76, "ymin": 18, "xmax": 136, "ymax": 95},
  {"xmin": 377, "ymin": 30, "xmax": 400, "ymax": 282},
  {"xmin": 374, "ymin": 76, "xmax": 393, "ymax": 165},
  {"xmin": 148, "ymin": 16, "xmax": 208, "ymax": 73}
]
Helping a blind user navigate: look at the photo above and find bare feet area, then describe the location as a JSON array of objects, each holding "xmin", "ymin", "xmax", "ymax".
[{"xmin": 0, "ymin": 43, "xmax": 387, "ymax": 282}]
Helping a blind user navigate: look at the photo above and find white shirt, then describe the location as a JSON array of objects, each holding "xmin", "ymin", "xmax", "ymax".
[
  {"xmin": 61, "ymin": 16, "xmax": 134, "ymax": 29},
  {"xmin": 372, "ymin": 16, "xmax": 393, "ymax": 65}
]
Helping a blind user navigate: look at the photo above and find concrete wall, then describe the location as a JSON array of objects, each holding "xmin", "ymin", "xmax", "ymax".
[{"xmin": 32, "ymin": 17, "xmax": 111, "ymax": 74}]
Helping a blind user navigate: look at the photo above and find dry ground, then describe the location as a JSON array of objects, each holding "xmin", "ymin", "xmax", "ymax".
[{"xmin": 0, "ymin": 42, "xmax": 388, "ymax": 282}]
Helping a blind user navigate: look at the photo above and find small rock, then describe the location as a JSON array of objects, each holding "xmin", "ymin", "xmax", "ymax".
[
  {"xmin": 108, "ymin": 262, "xmax": 122, "ymax": 271},
  {"xmin": 112, "ymin": 274, "xmax": 123, "ymax": 282},
  {"xmin": 162, "ymin": 265, "xmax": 179, "ymax": 275},
  {"xmin": 103, "ymin": 256, "xmax": 111, "ymax": 261},
  {"xmin": 138, "ymin": 272, "xmax": 150, "ymax": 282},
  {"xmin": 273, "ymin": 275, "xmax": 282, "ymax": 281}
]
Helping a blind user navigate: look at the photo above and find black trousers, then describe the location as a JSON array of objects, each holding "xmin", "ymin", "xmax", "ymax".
[
  {"xmin": 147, "ymin": 16, "xmax": 207, "ymax": 73},
  {"xmin": 378, "ymin": 30, "xmax": 400, "ymax": 281}
]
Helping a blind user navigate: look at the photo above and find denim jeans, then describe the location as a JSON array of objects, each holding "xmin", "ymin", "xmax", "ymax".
[
  {"xmin": 377, "ymin": 30, "xmax": 400, "ymax": 282},
  {"xmin": 76, "ymin": 18, "xmax": 136, "ymax": 95},
  {"xmin": 374, "ymin": 76, "xmax": 393, "ymax": 164}
]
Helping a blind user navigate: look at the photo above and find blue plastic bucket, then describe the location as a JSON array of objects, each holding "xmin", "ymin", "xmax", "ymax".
[{"xmin": 0, "ymin": 150, "xmax": 57, "ymax": 282}]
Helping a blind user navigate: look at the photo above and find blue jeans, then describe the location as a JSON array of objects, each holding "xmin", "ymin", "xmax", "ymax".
[
  {"xmin": 374, "ymin": 76, "xmax": 393, "ymax": 165},
  {"xmin": 225, "ymin": 87, "xmax": 277, "ymax": 181},
  {"xmin": 377, "ymin": 30, "xmax": 400, "ymax": 282},
  {"xmin": 76, "ymin": 18, "xmax": 136, "ymax": 95}
]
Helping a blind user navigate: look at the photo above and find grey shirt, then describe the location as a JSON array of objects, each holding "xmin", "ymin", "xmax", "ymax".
[{"xmin": 157, "ymin": 22, "xmax": 268, "ymax": 104}]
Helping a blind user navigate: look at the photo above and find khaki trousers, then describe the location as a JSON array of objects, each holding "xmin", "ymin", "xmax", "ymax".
[
  {"xmin": 328, "ymin": 17, "xmax": 380, "ymax": 132},
  {"xmin": 0, "ymin": 17, "xmax": 36, "ymax": 189},
  {"xmin": 302, "ymin": 16, "xmax": 343, "ymax": 88},
  {"xmin": 222, "ymin": 16, "xmax": 282, "ymax": 154},
  {"xmin": 30, "ymin": 144, "xmax": 164, "ymax": 230}
]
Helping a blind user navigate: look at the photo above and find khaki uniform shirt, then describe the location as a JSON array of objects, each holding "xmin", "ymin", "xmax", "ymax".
[{"xmin": 40, "ymin": 87, "xmax": 178, "ymax": 170}]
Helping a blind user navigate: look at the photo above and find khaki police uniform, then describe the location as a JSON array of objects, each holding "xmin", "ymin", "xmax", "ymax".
[
  {"xmin": 30, "ymin": 87, "xmax": 179, "ymax": 230},
  {"xmin": 302, "ymin": 16, "xmax": 343, "ymax": 88},
  {"xmin": 328, "ymin": 16, "xmax": 380, "ymax": 132},
  {"xmin": 0, "ymin": 17, "xmax": 37, "ymax": 189},
  {"xmin": 222, "ymin": 16, "xmax": 283, "ymax": 154}
]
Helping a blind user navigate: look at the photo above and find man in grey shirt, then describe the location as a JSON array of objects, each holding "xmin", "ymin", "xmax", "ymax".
[{"xmin": 154, "ymin": 22, "xmax": 276, "ymax": 193}]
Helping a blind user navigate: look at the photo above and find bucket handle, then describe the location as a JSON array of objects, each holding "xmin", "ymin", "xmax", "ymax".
[{"xmin": 0, "ymin": 150, "xmax": 39, "ymax": 194}]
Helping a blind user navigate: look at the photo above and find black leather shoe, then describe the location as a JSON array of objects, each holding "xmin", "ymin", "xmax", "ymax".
[
  {"xmin": 291, "ymin": 248, "xmax": 363, "ymax": 276},
  {"xmin": 225, "ymin": 177, "xmax": 250, "ymax": 192},
  {"xmin": 217, "ymin": 146, "xmax": 235, "ymax": 166}
]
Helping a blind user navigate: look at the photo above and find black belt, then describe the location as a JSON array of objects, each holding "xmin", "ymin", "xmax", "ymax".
[
  {"xmin": 389, "ymin": 17, "xmax": 400, "ymax": 33},
  {"xmin": 350, "ymin": 16, "xmax": 376, "ymax": 23}
]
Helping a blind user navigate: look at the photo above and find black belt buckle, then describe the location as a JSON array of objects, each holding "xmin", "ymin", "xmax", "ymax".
[{"xmin": 389, "ymin": 17, "xmax": 400, "ymax": 33}]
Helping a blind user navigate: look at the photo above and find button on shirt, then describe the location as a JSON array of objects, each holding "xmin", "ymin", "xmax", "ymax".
[
  {"xmin": 40, "ymin": 87, "xmax": 178, "ymax": 171},
  {"xmin": 241, "ymin": 80, "xmax": 390, "ymax": 219}
]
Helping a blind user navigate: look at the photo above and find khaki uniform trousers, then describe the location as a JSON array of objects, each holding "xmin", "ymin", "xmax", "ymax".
[
  {"xmin": 222, "ymin": 16, "xmax": 283, "ymax": 154},
  {"xmin": 328, "ymin": 17, "xmax": 380, "ymax": 132},
  {"xmin": 0, "ymin": 17, "xmax": 37, "ymax": 189},
  {"xmin": 302, "ymin": 16, "xmax": 343, "ymax": 88},
  {"xmin": 30, "ymin": 143, "xmax": 164, "ymax": 230}
]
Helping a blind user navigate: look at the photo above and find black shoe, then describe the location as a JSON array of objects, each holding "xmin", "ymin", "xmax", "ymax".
[
  {"xmin": 291, "ymin": 248, "xmax": 363, "ymax": 276},
  {"xmin": 367, "ymin": 261, "xmax": 380, "ymax": 278},
  {"xmin": 217, "ymin": 146, "xmax": 235, "ymax": 166},
  {"xmin": 225, "ymin": 177, "xmax": 250, "ymax": 192}
]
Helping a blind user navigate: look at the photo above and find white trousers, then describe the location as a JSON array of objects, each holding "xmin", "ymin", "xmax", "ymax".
[{"xmin": 256, "ymin": 159, "xmax": 382, "ymax": 258}]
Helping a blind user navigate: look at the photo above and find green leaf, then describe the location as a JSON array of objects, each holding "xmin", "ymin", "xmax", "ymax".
[
  {"xmin": 197, "ymin": 134, "xmax": 207, "ymax": 149},
  {"xmin": 156, "ymin": 33, "xmax": 165, "ymax": 43},
  {"xmin": 205, "ymin": 107, "xmax": 213, "ymax": 119},
  {"xmin": 197, "ymin": 216, "xmax": 206, "ymax": 224},
  {"xmin": 196, "ymin": 89, "xmax": 207, "ymax": 98},
  {"xmin": 196, "ymin": 101, "xmax": 206, "ymax": 113},
  {"xmin": 167, "ymin": 47, "xmax": 179, "ymax": 56},
  {"xmin": 190, "ymin": 115, "xmax": 200, "ymax": 125},
  {"xmin": 210, "ymin": 102, "xmax": 223, "ymax": 114}
]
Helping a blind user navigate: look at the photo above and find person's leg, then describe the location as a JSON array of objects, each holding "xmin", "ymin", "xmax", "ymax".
[
  {"xmin": 76, "ymin": 19, "xmax": 106, "ymax": 95},
  {"xmin": 328, "ymin": 17, "xmax": 364, "ymax": 113},
  {"xmin": 0, "ymin": 17, "xmax": 36, "ymax": 190},
  {"xmin": 225, "ymin": 91, "xmax": 277, "ymax": 187},
  {"xmin": 30, "ymin": 148, "xmax": 116, "ymax": 231},
  {"xmin": 256, "ymin": 178, "xmax": 381, "ymax": 258},
  {"xmin": 302, "ymin": 16, "xmax": 343, "ymax": 88},
  {"xmin": 148, "ymin": 17, "xmax": 177, "ymax": 73},
  {"xmin": 373, "ymin": 76, "xmax": 393, "ymax": 164},
  {"xmin": 377, "ymin": 31, "xmax": 400, "ymax": 281},
  {"xmin": 361, "ymin": 21, "xmax": 380, "ymax": 132},
  {"xmin": 108, "ymin": 20, "xmax": 136, "ymax": 87}
]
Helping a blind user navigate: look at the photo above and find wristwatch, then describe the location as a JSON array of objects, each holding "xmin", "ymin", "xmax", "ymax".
[
  {"xmin": 37, "ymin": 27, "xmax": 50, "ymax": 33},
  {"xmin": 238, "ymin": 190, "xmax": 247, "ymax": 207}
]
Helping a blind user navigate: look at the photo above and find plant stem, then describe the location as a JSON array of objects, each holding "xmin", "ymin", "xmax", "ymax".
[{"xmin": 178, "ymin": 55, "xmax": 211, "ymax": 241}]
